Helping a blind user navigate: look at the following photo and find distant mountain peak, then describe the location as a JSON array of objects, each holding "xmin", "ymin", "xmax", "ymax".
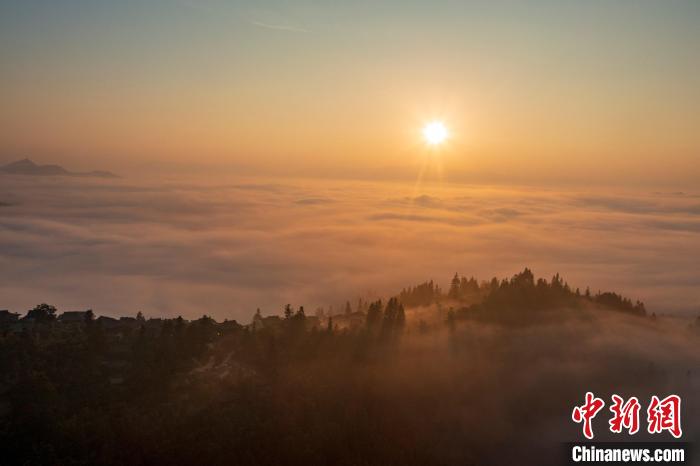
[
  {"xmin": 0, "ymin": 159, "xmax": 118, "ymax": 178},
  {"xmin": 6, "ymin": 158, "xmax": 38, "ymax": 167}
]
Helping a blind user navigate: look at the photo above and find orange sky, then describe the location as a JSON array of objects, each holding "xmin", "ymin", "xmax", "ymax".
[{"xmin": 1, "ymin": 1, "xmax": 699, "ymax": 186}]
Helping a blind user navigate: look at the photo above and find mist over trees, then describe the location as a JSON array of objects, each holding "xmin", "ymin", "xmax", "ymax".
[
  {"xmin": 0, "ymin": 269, "xmax": 694, "ymax": 466},
  {"xmin": 399, "ymin": 268, "xmax": 646, "ymax": 322}
]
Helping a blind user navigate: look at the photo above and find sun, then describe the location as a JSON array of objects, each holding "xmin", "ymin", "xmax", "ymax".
[{"xmin": 422, "ymin": 120, "xmax": 449, "ymax": 146}]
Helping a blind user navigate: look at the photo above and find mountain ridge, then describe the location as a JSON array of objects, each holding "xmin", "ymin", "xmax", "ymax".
[{"xmin": 0, "ymin": 158, "xmax": 118, "ymax": 178}]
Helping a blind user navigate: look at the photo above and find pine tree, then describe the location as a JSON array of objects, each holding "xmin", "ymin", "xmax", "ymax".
[
  {"xmin": 396, "ymin": 304, "xmax": 406, "ymax": 331},
  {"xmin": 365, "ymin": 300, "xmax": 383, "ymax": 330},
  {"xmin": 448, "ymin": 273, "xmax": 461, "ymax": 299}
]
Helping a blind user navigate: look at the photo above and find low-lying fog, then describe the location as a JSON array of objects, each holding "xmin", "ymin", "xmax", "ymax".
[
  {"xmin": 182, "ymin": 307, "xmax": 700, "ymax": 465},
  {"xmin": 1, "ymin": 174, "xmax": 698, "ymax": 320}
]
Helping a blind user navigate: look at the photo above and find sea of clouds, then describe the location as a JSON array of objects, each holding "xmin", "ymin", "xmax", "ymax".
[{"xmin": 1, "ymin": 174, "xmax": 698, "ymax": 321}]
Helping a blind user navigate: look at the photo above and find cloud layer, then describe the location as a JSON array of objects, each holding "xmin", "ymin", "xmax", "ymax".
[{"xmin": 1, "ymin": 175, "xmax": 698, "ymax": 320}]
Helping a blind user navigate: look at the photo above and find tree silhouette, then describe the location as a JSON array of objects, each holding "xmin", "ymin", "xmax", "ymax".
[
  {"xmin": 25, "ymin": 303, "xmax": 57, "ymax": 323},
  {"xmin": 365, "ymin": 300, "xmax": 383, "ymax": 332},
  {"xmin": 448, "ymin": 273, "xmax": 460, "ymax": 299}
]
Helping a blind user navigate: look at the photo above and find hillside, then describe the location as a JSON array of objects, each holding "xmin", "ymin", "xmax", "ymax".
[{"xmin": 0, "ymin": 270, "xmax": 696, "ymax": 466}]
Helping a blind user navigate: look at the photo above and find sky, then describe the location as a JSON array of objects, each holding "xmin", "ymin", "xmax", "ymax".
[{"xmin": 1, "ymin": 0, "xmax": 699, "ymax": 186}]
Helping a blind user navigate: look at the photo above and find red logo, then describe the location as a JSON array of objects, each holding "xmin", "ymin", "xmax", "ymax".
[
  {"xmin": 647, "ymin": 395, "xmax": 682, "ymax": 438},
  {"xmin": 572, "ymin": 393, "xmax": 682, "ymax": 439},
  {"xmin": 572, "ymin": 392, "xmax": 605, "ymax": 439},
  {"xmin": 609, "ymin": 394, "xmax": 641, "ymax": 435}
]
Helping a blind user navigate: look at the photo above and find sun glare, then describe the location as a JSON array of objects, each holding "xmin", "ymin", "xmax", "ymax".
[{"xmin": 422, "ymin": 121, "xmax": 449, "ymax": 146}]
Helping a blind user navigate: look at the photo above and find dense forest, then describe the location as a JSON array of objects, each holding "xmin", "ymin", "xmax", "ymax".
[{"xmin": 0, "ymin": 269, "xmax": 696, "ymax": 465}]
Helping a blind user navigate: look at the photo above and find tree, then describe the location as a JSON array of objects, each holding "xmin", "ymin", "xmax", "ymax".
[
  {"xmin": 396, "ymin": 304, "xmax": 406, "ymax": 331},
  {"xmin": 378, "ymin": 298, "xmax": 406, "ymax": 342},
  {"xmin": 197, "ymin": 314, "xmax": 214, "ymax": 325},
  {"xmin": 344, "ymin": 301, "xmax": 352, "ymax": 315},
  {"xmin": 461, "ymin": 276, "xmax": 479, "ymax": 296},
  {"xmin": 512, "ymin": 268, "xmax": 534, "ymax": 287},
  {"xmin": 551, "ymin": 273, "xmax": 562, "ymax": 289},
  {"xmin": 25, "ymin": 303, "xmax": 57, "ymax": 323},
  {"xmin": 448, "ymin": 273, "xmax": 461, "ymax": 299},
  {"xmin": 365, "ymin": 300, "xmax": 383, "ymax": 330},
  {"xmin": 253, "ymin": 308, "xmax": 263, "ymax": 327},
  {"xmin": 399, "ymin": 280, "xmax": 441, "ymax": 307},
  {"xmin": 284, "ymin": 304, "xmax": 293, "ymax": 319},
  {"xmin": 381, "ymin": 298, "xmax": 399, "ymax": 338}
]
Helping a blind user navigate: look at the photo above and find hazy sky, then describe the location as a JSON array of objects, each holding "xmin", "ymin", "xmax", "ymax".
[{"xmin": 1, "ymin": 0, "xmax": 699, "ymax": 185}]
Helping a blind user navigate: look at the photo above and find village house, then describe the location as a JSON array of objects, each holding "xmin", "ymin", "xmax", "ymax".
[
  {"xmin": 96, "ymin": 315, "xmax": 120, "ymax": 330},
  {"xmin": 57, "ymin": 310, "xmax": 91, "ymax": 325},
  {"xmin": 0, "ymin": 310, "xmax": 20, "ymax": 323}
]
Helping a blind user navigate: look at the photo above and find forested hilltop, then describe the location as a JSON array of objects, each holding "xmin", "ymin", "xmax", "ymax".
[{"xmin": 1, "ymin": 269, "xmax": 697, "ymax": 466}]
